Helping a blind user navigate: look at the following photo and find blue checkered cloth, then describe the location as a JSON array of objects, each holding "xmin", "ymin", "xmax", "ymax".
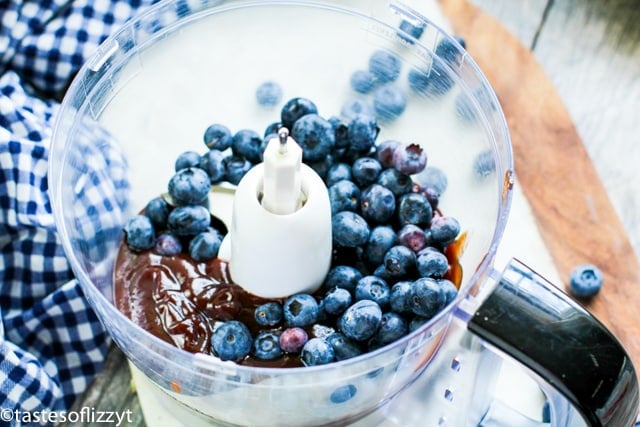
[{"xmin": 0, "ymin": 0, "xmax": 160, "ymax": 422}]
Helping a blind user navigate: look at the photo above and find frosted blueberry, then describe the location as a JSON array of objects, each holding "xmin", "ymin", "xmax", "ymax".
[
  {"xmin": 291, "ymin": 114, "xmax": 335, "ymax": 162},
  {"xmin": 339, "ymin": 300, "xmax": 382, "ymax": 342},
  {"xmin": 199, "ymin": 149, "xmax": 226, "ymax": 184},
  {"xmin": 175, "ymin": 151, "xmax": 201, "ymax": 171},
  {"xmin": 168, "ymin": 167, "xmax": 211, "ymax": 206},
  {"xmin": 144, "ymin": 197, "xmax": 169, "ymax": 229},
  {"xmin": 232, "ymin": 129, "xmax": 263, "ymax": 164},
  {"xmin": 168, "ymin": 205, "xmax": 210, "ymax": 236},
  {"xmin": 212, "ymin": 321, "xmax": 252, "ymax": 361},
  {"xmin": 332, "ymin": 211, "xmax": 370, "ymax": 247},
  {"xmin": 189, "ymin": 229, "xmax": 224, "ymax": 262},
  {"xmin": 124, "ymin": 215, "xmax": 156, "ymax": 251},
  {"xmin": 280, "ymin": 97, "xmax": 318, "ymax": 129},
  {"xmin": 301, "ymin": 338, "xmax": 335, "ymax": 366},
  {"xmin": 254, "ymin": 302, "xmax": 283, "ymax": 327},
  {"xmin": 255, "ymin": 81, "xmax": 283, "ymax": 107},
  {"xmin": 203, "ymin": 123, "xmax": 233, "ymax": 151},
  {"xmin": 373, "ymin": 84, "xmax": 407, "ymax": 121},
  {"xmin": 154, "ymin": 233, "xmax": 182, "ymax": 256},
  {"xmin": 350, "ymin": 70, "xmax": 376, "ymax": 94},
  {"xmin": 283, "ymin": 293, "xmax": 319, "ymax": 327},
  {"xmin": 569, "ymin": 264, "xmax": 603, "ymax": 298},
  {"xmin": 252, "ymin": 332, "xmax": 283, "ymax": 360},
  {"xmin": 368, "ymin": 50, "xmax": 401, "ymax": 83}
]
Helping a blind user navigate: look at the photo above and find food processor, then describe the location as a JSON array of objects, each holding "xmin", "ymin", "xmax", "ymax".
[{"xmin": 48, "ymin": 0, "xmax": 639, "ymax": 425}]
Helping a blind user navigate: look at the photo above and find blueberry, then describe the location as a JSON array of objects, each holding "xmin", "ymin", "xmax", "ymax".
[
  {"xmin": 398, "ymin": 193, "xmax": 433, "ymax": 227},
  {"xmin": 212, "ymin": 320, "xmax": 252, "ymax": 361},
  {"xmin": 435, "ymin": 36, "xmax": 466, "ymax": 64},
  {"xmin": 264, "ymin": 121, "xmax": 283, "ymax": 138},
  {"xmin": 307, "ymin": 155, "xmax": 334, "ymax": 180},
  {"xmin": 254, "ymin": 301, "xmax": 283, "ymax": 326},
  {"xmin": 154, "ymin": 233, "xmax": 182, "ymax": 256},
  {"xmin": 190, "ymin": 229, "xmax": 223, "ymax": 261},
  {"xmin": 407, "ymin": 68, "xmax": 430, "ymax": 94},
  {"xmin": 398, "ymin": 224, "xmax": 427, "ymax": 252},
  {"xmin": 144, "ymin": 197, "xmax": 169, "ymax": 229},
  {"xmin": 326, "ymin": 163, "xmax": 352, "ymax": 187},
  {"xmin": 341, "ymin": 99, "xmax": 375, "ymax": 120},
  {"xmin": 377, "ymin": 168, "xmax": 413, "ymax": 197},
  {"xmin": 373, "ymin": 84, "xmax": 407, "ymax": 121},
  {"xmin": 124, "ymin": 215, "xmax": 156, "ymax": 251},
  {"xmin": 280, "ymin": 97, "xmax": 318, "ymax": 129},
  {"xmin": 439, "ymin": 278, "xmax": 458, "ymax": 305},
  {"xmin": 323, "ymin": 287, "xmax": 353, "ymax": 316},
  {"xmin": 370, "ymin": 312, "xmax": 408, "ymax": 347},
  {"xmin": 350, "ymin": 70, "xmax": 376, "ymax": 94},
  {"xmin": 422, "ymin": 186, "xmax": 441, "ymax": 211},
  {"xmin": 332, "ymin": 211, "xmax": 370, "ymax": 247},
  {"xmin": 351, "ymin": 157, "xmax": 382, "ymax": 187},
  {"xmin": 376, "ymin": 140, "xmax": 401, "ymax": 168},
  {"xmin": 411, "ymin": 277, "xmax": 446, "ymax": 318},
  {"xmin": 283, "ymin": 293, "xmax": 319, "ymax": 327},
  {"xmin": 301, "ymin": 338, "xmax": 335, "ymax": 366},
  {"xmin": 223, "ymin": 155, "xmax": 253, "ymax": 185},
  {"xmin": 328, "ymin": 179, "xmax": 361, "ymax": 215},
  {"xmin": 398, "ymin": 19, "xmax": 425, "ymax": 41},
  {"xmin": 203, "ymin": 123, "xmax": 233, "ymax": 151},
  {"xmin": 330, "ymin": 384, "xmax": 358, "ymax": 404},
  {"xmin": 569, "ymin": 264, "xmax": 603, "ymax": 298},
  {"xmin": 360, "ymin": 184, "xmax": 396, "ymax": 224},
  {"xmin": 199, "ymin": 149, "xmax": 226, "ymax": 184},
  {"xmin": 408, "ymin": 65, "xmax": 454, "ymax": 96},
  {"xmin": 279, "ymin": 327, "xmax": 309, "ymax": 353},
  {"xmin": 347, "ymin": 114, "xmax": 379, "ymax": 153},
  {"xmin": 542, "ymin": 401, "xmax": 551, "ymax": 423},
  {"xmin": 355, "ymin": 275, "xmax": 390, "ymax": 308},
  {"xmin": 231, "ymin": 129, "xmax": 263, "ymax": 164},
  {"xmin": 368, "ymin": 50, "xmax": 401, "ymax": 83},
  {"xmin": 329, "ymin": 116, "xmax": 350, "ymax": 149},
  {"xmin": 326, "ymin": 332, "xmax": 363, "ymax": 361},
  {"xmin": 390, "ymin": 281, "xmax": 414, "ymax": 314},
  {"xmin": 324, "ymin": 265, "xmax": 363, "ymax": 293},
  {"xmin": 175, "ymin": 151, "xmax": 201, "ymax": 171},
  {"xmin": 255, "ymin": 81, "xmax": 283, "ymax": 107},
  {"xmin": 339, "ymin": 299, "xmax": 382, "ymax": 341},
  {"xmin": 364, "ymin": 225, "xmax": 397, "ymax": 266},
  {"xmin": 291, "ymin": 114, "xmax": 335, "ymax": 162},
  {"xmin": 168, "ymin": 205, "xmax": 210, "ymax": 236},
  {"xmin": 393, "ymin": 143, "xmax": 427, "ymax": 175},
  {"xmin": 473, "ymin": 149, "xmax": 496, "ymax": 177},
  {"xmin": 252, "ymin": 331, "xmax": 283, "ymax": 360},
  {"xmin": 383, "ymin": 245, "xmax": 416, "ymax": 277},
  {"xmin": 416, "ymin": 247, "xmax": 449, "ymax": 277},
  {"xmin": 416, "ymin": 166, "xmax": 448, "ymax": 194},
  {"xmin": 168, "ymin": 167, "xmax": 211, "ymax": 206},
  {"xmin": 429, "ymin": 216, "xmax": 460, "ymax": 246}
]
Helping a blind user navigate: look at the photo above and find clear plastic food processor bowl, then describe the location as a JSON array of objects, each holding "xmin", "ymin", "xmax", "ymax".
[{"xmin": 49, "ymin": 1, "xmax": 638, "ymax": 426}]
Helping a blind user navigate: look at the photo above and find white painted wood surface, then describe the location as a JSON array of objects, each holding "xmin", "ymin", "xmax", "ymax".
[{"xmin": 471, "ymin": 0, "xmax": 640, "ymax": 257}]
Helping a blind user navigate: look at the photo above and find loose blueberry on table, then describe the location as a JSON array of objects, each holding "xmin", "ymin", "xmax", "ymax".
[{"xmin": 116, "ymin": 42, "xmax": 469, "ymax": 369}]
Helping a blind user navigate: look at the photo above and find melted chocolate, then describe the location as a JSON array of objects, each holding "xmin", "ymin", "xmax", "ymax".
[{"xmin": 114, "ymin": 245, "xmax": 311, "ymax": 367}]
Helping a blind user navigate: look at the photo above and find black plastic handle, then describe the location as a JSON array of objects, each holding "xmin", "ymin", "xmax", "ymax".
[{"xmin": 468, "ymin": 259, "xmax": 639, "ymax": 426}]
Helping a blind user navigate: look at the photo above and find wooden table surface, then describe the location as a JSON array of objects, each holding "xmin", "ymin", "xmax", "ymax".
[{"xmin": 63, "ymin": 1, "xmax": 640, "ymax": 425}]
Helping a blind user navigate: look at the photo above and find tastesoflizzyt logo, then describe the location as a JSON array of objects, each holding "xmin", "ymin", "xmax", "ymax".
[{"xmin": 0, "ymin": 407, "xmax": 133, "ymax": 426}]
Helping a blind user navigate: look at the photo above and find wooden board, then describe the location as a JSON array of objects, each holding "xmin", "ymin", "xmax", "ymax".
[{"xmin": 440, "ymin": 0, "xmax": 640, "ymax": 374}]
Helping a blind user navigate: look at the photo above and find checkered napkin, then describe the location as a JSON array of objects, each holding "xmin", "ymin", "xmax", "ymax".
[{"xmin": 0, "ymin": 0, "xmax": 161, "ymax": 422}]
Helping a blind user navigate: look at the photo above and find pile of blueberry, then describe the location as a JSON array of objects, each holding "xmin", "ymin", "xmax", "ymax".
[{"xmin": 122, "ymin": 40, "xmax": 467, "ymax": 367}]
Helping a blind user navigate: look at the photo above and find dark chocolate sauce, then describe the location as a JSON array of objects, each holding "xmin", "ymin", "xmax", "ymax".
[{"xmin": 114, "ymin": 244, "xmax": 307, "ymax": 367}]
